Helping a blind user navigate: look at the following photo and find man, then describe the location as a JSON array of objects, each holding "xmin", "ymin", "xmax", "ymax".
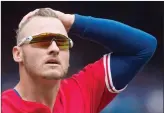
[{"xmin": 2, "ymin": 8, "xmax": 157, "ymax": 113}]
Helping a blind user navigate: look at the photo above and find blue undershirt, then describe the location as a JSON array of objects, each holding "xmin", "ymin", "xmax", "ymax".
[{"xmin": 69, "ymin": 14, "xmax": 157, "ymax": 90}]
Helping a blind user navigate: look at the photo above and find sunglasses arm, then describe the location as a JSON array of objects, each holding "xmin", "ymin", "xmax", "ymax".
[{"xmin": 17, "ymin": 36, "xmax": 33, "ymax": 46}]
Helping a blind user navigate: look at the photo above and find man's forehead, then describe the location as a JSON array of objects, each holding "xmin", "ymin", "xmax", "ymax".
[{"xmin": 20, "ymin": 16, "xmax": 68, "ymax": 38}]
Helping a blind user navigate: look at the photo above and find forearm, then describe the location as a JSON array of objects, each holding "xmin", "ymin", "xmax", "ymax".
[{"xmin": 69, "ymin": 14, "xmax": 157, "ymax": 56}]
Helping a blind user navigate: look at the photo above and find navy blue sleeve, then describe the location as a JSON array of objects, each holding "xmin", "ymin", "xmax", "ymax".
[{"xmin": 69, "ymin": 14, "xmax": 157, "ymax": 90}]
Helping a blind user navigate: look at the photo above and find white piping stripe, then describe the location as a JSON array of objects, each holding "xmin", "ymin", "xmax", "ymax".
[
  {"xmin": 103, "ymin": 54, "xmax": 113, "ymax": 93},
  {"xmin": 106, "ymin": 53, "xmax": 117, "ymax": 93}
]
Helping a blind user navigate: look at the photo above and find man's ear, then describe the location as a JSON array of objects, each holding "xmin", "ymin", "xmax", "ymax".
[{"xmin": 12, "ymin": 46, "xmax": 23, "ymax": 63}]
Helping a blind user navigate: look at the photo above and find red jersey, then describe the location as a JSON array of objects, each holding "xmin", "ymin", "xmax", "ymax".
[{"xmin": 2, "ymin": 54, "xmax": 126, "ymax": 113}]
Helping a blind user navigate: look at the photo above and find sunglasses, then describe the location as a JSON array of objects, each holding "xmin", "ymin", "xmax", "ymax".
[{"xmin": 17, "ymin": 33, "xmax": 73, "ymax": 50}]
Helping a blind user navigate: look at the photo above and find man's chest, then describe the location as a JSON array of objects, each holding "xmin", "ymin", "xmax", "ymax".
[{"xmin": 53, "ymin": 85, "xmax": 89, "ymax": 113}]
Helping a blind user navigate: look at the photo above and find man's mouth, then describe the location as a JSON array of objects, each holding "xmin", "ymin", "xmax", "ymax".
[{"xmin": 46, "ymin": 59, "xmax": 60, "ymax": 65}]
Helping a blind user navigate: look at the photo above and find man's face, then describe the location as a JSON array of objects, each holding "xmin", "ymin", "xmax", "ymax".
[{"xmin": 17, "ymin": 16, "xmax": 70, "ymax": 80}]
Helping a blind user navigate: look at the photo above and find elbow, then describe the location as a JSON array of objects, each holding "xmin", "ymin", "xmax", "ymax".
[
  {"xmin": 140, "ymin": 35, "xmax": 157, "ymax": 59},
  {"xmin": 146, "ymin": 35, "xmax": 157, "ymax": 56}
]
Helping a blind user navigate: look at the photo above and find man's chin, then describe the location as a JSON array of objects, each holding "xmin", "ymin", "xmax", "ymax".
[{"xmin": 41, "ymin": 71, "xmax": 66, "ymax": 80}]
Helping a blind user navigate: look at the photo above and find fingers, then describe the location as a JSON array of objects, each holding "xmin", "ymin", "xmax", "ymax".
[
  {"xmin": 45, "ymin": 8, "xmax": 59, "ymax": 13},
  {"xmin": 18, "ymin": 9, "xmax": 39, "ymax": 28},
  {"xmin": 45, "ymin": 8, "xmax": 65, "ymax": 18}
]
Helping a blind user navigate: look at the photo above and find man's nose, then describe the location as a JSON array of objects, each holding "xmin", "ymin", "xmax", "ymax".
[{"xmin": 47, "ymin": 41, "xmax": 59, "ymax": 56}]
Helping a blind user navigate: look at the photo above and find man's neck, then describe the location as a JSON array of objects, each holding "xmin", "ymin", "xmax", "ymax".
[{"xmin": 14, "ymin": 77, "xmax": 61, "ymax": 112}]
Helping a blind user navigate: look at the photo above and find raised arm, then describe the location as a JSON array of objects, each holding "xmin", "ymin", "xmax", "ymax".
[{"xmin": 69, "ymin": 14, "xmax": 157, "ymax": 90}]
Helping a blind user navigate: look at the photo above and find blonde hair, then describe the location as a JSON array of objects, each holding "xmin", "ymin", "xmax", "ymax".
[{"xmin": 16, "ymin": 8, "xmax": 58, "ymax": 45}]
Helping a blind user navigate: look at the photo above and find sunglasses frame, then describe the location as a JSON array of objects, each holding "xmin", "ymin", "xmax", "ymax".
[{"xmin": 17, "ymin": 33, "xmax": 73, "ymax": 49}]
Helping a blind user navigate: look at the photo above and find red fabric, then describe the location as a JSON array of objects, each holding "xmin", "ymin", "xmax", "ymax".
[{"xmin": 2, "ymin": 58, "xmax": 117, "ymax": 113}]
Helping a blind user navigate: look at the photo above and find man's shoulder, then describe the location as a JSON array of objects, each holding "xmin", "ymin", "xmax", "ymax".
[
  {"xmin": 2, "ymin": 89, "xmax": 17, "ymax": 105},
  {"xmin": 60, "ymin": 57, "xmax": 105, "ymax": 91},
  {"xmin": 2, "ymin": 89, "xmax": 15, "ymax": 98},
  {"xmin": 62, "ymin": 57, "xmax": 104, "ymax": 83}
]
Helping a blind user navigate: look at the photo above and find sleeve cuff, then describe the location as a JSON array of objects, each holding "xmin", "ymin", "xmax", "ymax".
[{"xmin": 103, "ymin": 53, "xmax": 128, "ymax": 93}]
